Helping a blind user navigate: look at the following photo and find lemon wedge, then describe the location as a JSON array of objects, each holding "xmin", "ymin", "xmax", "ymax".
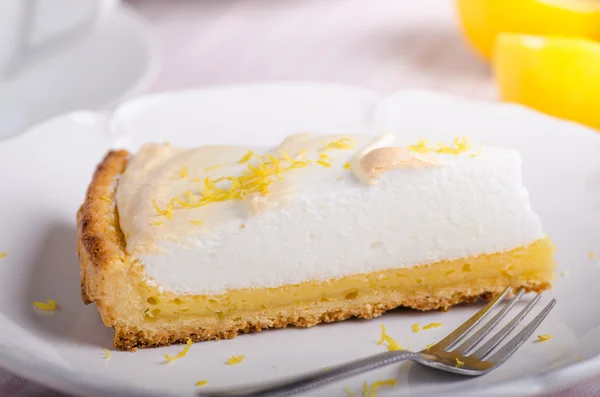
[
  {"xmin": 456, "ymin": 0, "xmax": 600, "ymax": 61},
  {"xmin": 494, "ymin": 33, "xmax": 600, "ymax": 130}
]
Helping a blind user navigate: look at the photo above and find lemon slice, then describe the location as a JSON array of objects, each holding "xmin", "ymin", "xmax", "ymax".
[
  {"xmin": 494, "ymin": 33, "xmax": 600, "ymax": 130},
  {"xmin": 456, "ymin": 0, "xmax": 600, "ymax": 61}
]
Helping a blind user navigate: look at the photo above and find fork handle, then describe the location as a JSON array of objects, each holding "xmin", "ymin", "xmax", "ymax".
[{"xmin": 202, "ymin": 351, "xmax": 417, "ymax": 397}]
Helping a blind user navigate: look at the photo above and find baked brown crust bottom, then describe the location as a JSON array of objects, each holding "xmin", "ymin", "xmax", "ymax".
[{"xmin": 78, "ymin": 150, "xmax": 553, "ymax": 351}]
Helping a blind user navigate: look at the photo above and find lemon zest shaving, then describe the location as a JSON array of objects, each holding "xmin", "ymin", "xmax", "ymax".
[
  {"xmin": 33, "ymin": 299, "xmax": 57, "ymax": 311},
  {"xmin": 238, "ymin": 150, "xmax": 254, "ymax": 164},
  {"xmin": 226, "ymin": 355, "xmax": 245, "ymax": 365},
  {"xmin": 99, "ymin": 196, "xmax": 112, "ymax": 203},
  {"xmin": 195, "ymin": 380, "xmax": 209, "ymax": 387},
  {"xmin": 204, "ymin": 164, "xmax": 223, "ymax": 172},
  {"xmin": 411, "ymin": 324, "xmax": 420, "ymax": 333},
  {"xmin": 408, "ymin": 139, "xmax": 431, "ymax": 153},
  {"xmin": 456, "ymin": 358, "xmax": 465, "ymax": 367},
  {"xmin": 151, "ymin": 221, "xmax": 163, "ymax": 226},
  {"xmin": 326, "ymin": 138, "xmax": 355, "ymax": 150},
  {"xmin": 362, "ymin": 379, "xmax": 398, "ymax": 397},
  {"xmin": 316, "ymin": 160, "xmax": 332, "ymax": 168},
  {"xmin": 103, "ymin": 349, "xmax": 111, "ymax": 359},
  {"xmin": 470, "ymin": 143, "xmax": 483, "ymax": 158},
  {"xmin": 344, "ymin": 161, "xmax": 351, "ymax": 170},
  {"xmin": 0, "ymin": 252, "xmax": 6, "ymax": 258},
  {"xmin": 344, "ymin": 386, "xmax": 356, "ymax": 397},
  {"xmin": 408, "ymin": 137, "xmax": 472, "ymax": 155},
  {"xmin": 164, "ymin": 339, "xmax": 192, "ymax": 363},
  {"xmin": 435, "ymin": 137, "xmax": 471, "ymax": 155},
  {"xmin": 537, "ymin": 334, "xmax": 552, "ymax": 342},
  {"xmin": 153, "ymin": 198, "xmax": 174, "ymax": 220},
  {"xmin": 423, "ymin": 322, "xmax": 442, "ymax": 330},
  {"xmin": 376, "ymin": 325, "xmax": 403, "ymax": 351},
  {"xmin": 179, "ymin": 166, "xmax": 189, "ymax": 178},
  {"xmin": 189, "ymin": 220, "xmax": 204, "ymax": 225},
  {"xmin": 590, "ymin": 251, "xmax": 596, "ymax": 259}
]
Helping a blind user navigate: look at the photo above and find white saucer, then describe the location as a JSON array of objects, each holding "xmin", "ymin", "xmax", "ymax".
[
  {"xmin": 0, "ymin": 3, "xmax": 158, "ymax": 140},
  {"xmin": 1, "ymin": 83, "xmax": 599, "ymax": 397}
]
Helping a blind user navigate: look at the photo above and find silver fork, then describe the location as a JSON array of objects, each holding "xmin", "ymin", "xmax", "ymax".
[{"xmin": 200, "ymin": 287, "xmax": 555, "ymax": 397}]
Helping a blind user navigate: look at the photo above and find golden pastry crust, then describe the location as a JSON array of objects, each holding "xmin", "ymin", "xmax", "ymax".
[{"xmin": 78, "ymin": 151, "xmax": 553, "ymax": 351}]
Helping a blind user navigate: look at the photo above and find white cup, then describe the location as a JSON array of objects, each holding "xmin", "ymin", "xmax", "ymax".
[{"xmin": 0, "ymin": 0, "xmax": 117, "ymax": 79}]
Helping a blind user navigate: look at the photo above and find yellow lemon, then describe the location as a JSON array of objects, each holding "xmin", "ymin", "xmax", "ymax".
[
  {"xmin": 456, "ymin": 0, "xmax": 600, "ymax": 61},
  {"xmin": 494, "ymin": 33, "xmax": 600, "ymax": 130}
]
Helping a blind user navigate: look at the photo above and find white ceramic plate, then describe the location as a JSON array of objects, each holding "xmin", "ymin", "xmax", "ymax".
[
  {"xmin": 1, "ymin": 83, "xmax": 600, "ymax": 397},
  {"xmin": 0, "ymin": 3, "xmax": 159, "ymax": 140}
]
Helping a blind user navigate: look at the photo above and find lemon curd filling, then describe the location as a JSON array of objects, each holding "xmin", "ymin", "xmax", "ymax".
[{"xmin": 137, "ymin": 237, "xmax": 555, "ymax": 320}]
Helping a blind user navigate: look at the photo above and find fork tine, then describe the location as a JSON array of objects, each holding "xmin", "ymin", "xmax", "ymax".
[
  {"xmin": 487, "ymin": 299, "xmax": 556, "ymax": 366},
  {"xmin": 453, "ymin": 289, "xmax": 525, "ymax": 355},
  {"xmin": 434, "ymin": 287, "xmax": 512, "ymax": 350},
  {"xmin": 473, "ymin": 293, "xmax": 541, "ymax": 360}
]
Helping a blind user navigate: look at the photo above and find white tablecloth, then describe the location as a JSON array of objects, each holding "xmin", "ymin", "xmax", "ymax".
[{"xmin": 1, "ymin": 0, "xmax": 597, "ymax": 396}]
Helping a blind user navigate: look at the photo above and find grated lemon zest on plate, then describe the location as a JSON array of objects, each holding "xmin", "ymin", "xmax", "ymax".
[
  {"xmin": 376, "ymin": 325, "xmax": 403, "ymax": 351},
  {"xmin": 99, "ymin": 196, "xmax": 112, "ymax": 203},
  {"xmin": 164, "ymin": 339, "xmax": 192, "ymax": 363},
  {"xmin": 33, "ymin": 299, "xmax": 57, "ymax": 311},
  {"xmin": 455, "ymin": 358, "xmax": 465, "ymax": 367},
  {"xmin": 151, "ymin": 221, "xmax": 163, "ymax": 227},
  {"xmin": 189, "ymin": 220, "xmax": 204, "ymax": 225},
  {"xmin": 195, "ymin": 380, "xmax": 209, "ymax": 387},
  {"xmin": 0, "ymin": 252, "xmax": 6, "ymax": 258},
  {"xmin": 590, "ymin": 251, "xmax": 596, "ymax": 259},
  {"xmin": 226, "ymin": 355, "xmax": 245, "ymax": 365},
  {"xmin": 344, "ymin": 162, "xmax": 351, "ymax": 170},
  {"xmin": 411, "ymin": 324, "xmax": 420, "ymax": 333},
  {"xmin": 344, "ymin": 385, "xmax": 356, "ymax": 397},
  {"xmin": 537, "ymin": 334, "xmax": 552, "ymax": 342},
  {"xmin": 316, "ymin": 160, "xmax": 332, "ymax": 168},
  {"xmin": 361, "ymin": 379, "xmax": 398, "ymax": 397},
  {"xmin": 103, "ymin": 349, "xmax": 111, "ymax": 359},
  {"xmin": 423, "ymin": 322, "xmax": 442, "ymax": 330}
]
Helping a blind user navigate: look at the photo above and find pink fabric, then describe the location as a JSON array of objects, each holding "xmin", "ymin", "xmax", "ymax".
[{"xmin": 0, "ymin": 0, "xmax": 595, "ymax": 396}]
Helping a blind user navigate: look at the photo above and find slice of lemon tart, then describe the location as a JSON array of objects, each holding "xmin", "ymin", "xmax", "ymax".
[{"xmin": 77, "ymin": 133, "xmax": 556, "ymax": 350}]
